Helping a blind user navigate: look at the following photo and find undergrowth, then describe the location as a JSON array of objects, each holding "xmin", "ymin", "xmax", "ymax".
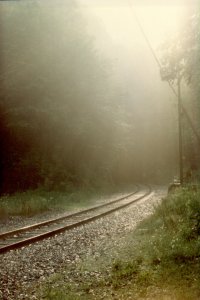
[
  {"xmin": 0, "ymin": 185, "xmax": 121, "ymax": 218},
  {"xmin": 105, "ymin": 185, "xmax": 200, "ymax": 299}
]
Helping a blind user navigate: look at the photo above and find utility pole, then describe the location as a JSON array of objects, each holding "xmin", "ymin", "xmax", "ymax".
[
  {"xmin": 177, "ymin": 73, "xmax": 183, "ymax": 184},
  {"xmin": 129, "ymin": 2, "xmax": 200, "ymax": 148}
]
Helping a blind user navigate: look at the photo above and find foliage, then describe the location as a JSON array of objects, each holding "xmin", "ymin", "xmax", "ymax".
[
  {"xmin": 0, "ymin": 0, "xmax": 188, "ymax": 194},
  {"xmin": 107, "ymin": 186, "xmax": 200, "ymax": 298},
  {"xmin": 106, "ymin": 186, "xmax": 200, "ymax": 297},
  {"xmin": 159, "ymin": 10, "xmax": 200, "ymax": 175},
  {"xmin": 0, "ymin": 0, "xmax": 119, "ymax": 193},
  {"xmin": 145, "ymin": 187, "xmax": 200, "ymax": 260},
  {"xmin": 160, "ymin": 11, "xmax": 200, "ymax": 85}
]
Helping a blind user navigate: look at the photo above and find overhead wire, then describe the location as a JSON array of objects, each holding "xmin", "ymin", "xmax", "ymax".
[{"xmin": 127, "ymin": 0, "xmax": 200, "ymax": 146}]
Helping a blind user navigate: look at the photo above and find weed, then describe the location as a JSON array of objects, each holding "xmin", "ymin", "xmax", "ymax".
[
  {"xmin": 106, "ymin": 185, "xmax": 200, "ymax": 298},
  {"xmin": 0, "ymin": 186, "xmax": 120, "ymax": 219}
]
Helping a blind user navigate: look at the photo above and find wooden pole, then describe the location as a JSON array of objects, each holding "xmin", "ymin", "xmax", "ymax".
[{"xmin": 178, "ymin": 74, "xmax": 183, "ymax": 184}]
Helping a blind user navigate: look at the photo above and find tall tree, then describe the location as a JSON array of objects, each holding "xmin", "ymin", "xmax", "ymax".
[
  {"xmin": 0, "ymin": 0, "xmax": 118, "ymax": 192},
  {"xmin": 159, "ymin": 10, "xmax": 200, "ymax": 175}
]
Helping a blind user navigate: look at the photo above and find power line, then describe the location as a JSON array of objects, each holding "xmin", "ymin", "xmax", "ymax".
[
  {"xmin": 128, "ymin": 0, "xmax": 200, "ymax": 146},
  {"xmin": 129, "ymin": 4, "xmax": 162, "ymax": 69}
]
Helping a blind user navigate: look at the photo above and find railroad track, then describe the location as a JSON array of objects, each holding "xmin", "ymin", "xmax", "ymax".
[{"xmin": 0, "ymin": 185, "xmax": 152, "ymax": 254}]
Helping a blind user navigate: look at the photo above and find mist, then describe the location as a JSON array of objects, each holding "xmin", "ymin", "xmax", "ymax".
[{"xmin": 0, "ymin": 0, "xmax": 198, "ymax": 193}]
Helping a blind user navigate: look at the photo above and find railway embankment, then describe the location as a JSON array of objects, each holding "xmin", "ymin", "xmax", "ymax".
[
  {"xmin": 88, "ymin": 185, "xmax": 200, "ymax": 300},
  {"xmin": 2, "ymin": 186, "xmax": 199, "ymax": 299},
  {"xmin": 45, "ymin": 185, "xmax": 199, "ymax": 300},
  {"xmin": 0, "ymin": 186, "xmax": 161, "ymax": 299},
  {"xmin": 0, "ymin": 187, "xmax": 131, "ymax": 233}
]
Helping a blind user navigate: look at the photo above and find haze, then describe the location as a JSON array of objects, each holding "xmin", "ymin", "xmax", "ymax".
[{"xmin": 0, "ymin": 0, "xmax": 198, "ymax": 193}]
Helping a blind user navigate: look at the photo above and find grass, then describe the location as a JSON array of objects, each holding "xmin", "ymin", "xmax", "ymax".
[
  {"xmin": 37, "ymin": 184, "xmax": 200, "ymax": 299},
  {"xmin": 0, "ymin": 183, "xmax": 133, "ymax": 219},
  {"xmin": 106, "ymin": 185, "xmax": 200, "ymax": 299},
  {"xmin": 0, "ymin": 187, "xmax": 111, "ymax": 219}
]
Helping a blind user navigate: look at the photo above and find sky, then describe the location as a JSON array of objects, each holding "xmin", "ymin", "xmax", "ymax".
[
  {"xmin": 77, "ymin": 0, "xmax": 191, "ymax": 97},
  {"xmin": 76, "ymin": 0, "xmax": 196, "ymax": 134},
  {"xmin": 77, "ymin": 0, "xmax": 191, "ymax": 48},
  {"xmin": 76, "ymin": 0, "xmax": 196, "ymax": 177}
]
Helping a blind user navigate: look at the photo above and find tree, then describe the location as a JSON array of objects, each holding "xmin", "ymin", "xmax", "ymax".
[
  {"xmin": 0, "ymin": 0, "xmax": 118, "ymax": 192},
  {"xmin": 159, "ymin": 10, "xmax": 200, "ymax": 175}
]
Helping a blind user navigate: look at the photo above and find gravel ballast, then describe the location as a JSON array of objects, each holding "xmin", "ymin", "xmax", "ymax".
[
  {"xmin": 0, "ymin": 186, "xmax": 166, "ymax": 299},
  {"xmin": 0, "ymin": 191, "xmax": 130, "ymax": 234}
]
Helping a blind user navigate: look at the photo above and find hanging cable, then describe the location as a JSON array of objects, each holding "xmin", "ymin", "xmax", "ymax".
[{"xmin": 127, "ymin": 0, "xmax": 200, "ymax": 146}]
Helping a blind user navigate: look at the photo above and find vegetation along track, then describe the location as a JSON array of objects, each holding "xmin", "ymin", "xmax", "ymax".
[{"xmin": 0, "ymin": 185, "xmax": 152, "ymax": 254}]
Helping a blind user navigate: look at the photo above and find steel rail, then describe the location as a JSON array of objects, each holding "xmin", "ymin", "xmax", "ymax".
[
  {"xmin": 0, "ymin": 186, "xmax": 139, "ymax": 240},
  {"xmin": 0, "ymin": 185, "xmax": 151, "ymax": 254}
]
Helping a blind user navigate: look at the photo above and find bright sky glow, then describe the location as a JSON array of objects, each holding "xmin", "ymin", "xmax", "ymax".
[
  {"xmin": 134, "ymin": 5, "xmax": 187, "ymax": 45},
  {"xmin": 78, "ymin": 0, "xmax": 190, "ymax": 48},
  {"xmin": 77, "ymin": 0, "xmax": 197, "ymax": 110}
]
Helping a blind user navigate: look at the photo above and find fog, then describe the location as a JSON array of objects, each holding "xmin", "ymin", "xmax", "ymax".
[
  {"xmin": 76, "ymin": 1, "xmax": 189, "ymax": 179},
  {"xmin": 0, "ymin": 0, "xmax": 198, "ymax": 193}
]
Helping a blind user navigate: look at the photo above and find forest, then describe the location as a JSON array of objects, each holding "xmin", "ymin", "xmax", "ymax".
[
  {"xmin": 0, "ymin": 0, "xmax": 199, "ymax": 195},
  {"xmin": 0, "ymin": 2, "xmax": 200, "ymax": 299}
]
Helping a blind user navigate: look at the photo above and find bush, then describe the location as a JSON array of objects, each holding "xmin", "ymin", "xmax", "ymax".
[{"xmin": 137, "ymin": 186, "xmax": 200, "ymax": 265}]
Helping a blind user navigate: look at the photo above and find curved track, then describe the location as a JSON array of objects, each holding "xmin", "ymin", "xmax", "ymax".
[{"xmin": 0, "ymin": 185, "xmax": 152, "ymax": 254}]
